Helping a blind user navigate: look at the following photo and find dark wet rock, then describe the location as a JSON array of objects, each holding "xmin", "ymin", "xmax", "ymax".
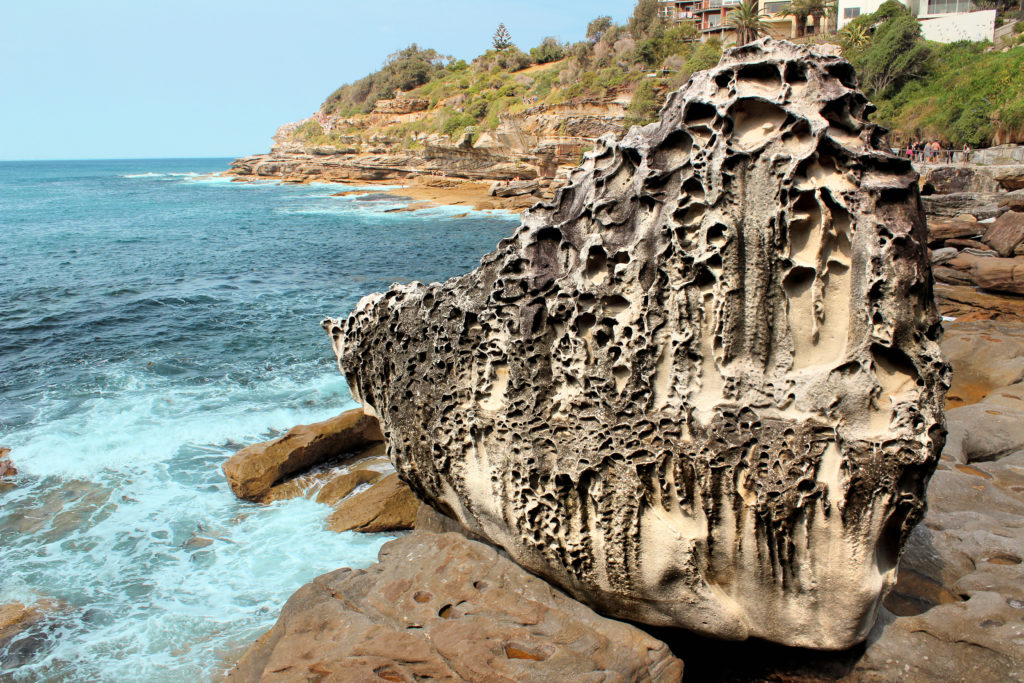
[
  {"xmin": 223, "ymin": 532, "xmax": 684, "ymax": 683},
  {"xmin": 323, "ymin": 38, "xmax": 947, "ymax": 649}
]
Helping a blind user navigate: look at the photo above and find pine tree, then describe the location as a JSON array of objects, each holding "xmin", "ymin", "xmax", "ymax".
[{"xmin": 492, "ymin": 23, "xmax": 513, "ymax": 51}]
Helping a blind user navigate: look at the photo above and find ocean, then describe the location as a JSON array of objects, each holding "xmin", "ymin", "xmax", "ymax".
[{"xmin": 0, "ymin": 159, "xmax": 519, "ymax": 681}]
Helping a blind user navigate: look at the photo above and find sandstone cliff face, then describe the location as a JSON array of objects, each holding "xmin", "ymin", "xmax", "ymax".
[
  {"xmin": 230, "ymin": 95, "xmax": 627, "ymax": 184},
  {"xmin": 324, "ymin": 38, "xmax": 948, "ymax": 649}
]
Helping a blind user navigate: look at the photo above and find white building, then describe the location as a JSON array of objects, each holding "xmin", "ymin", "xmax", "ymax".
[{"xmin": 835, "ymin": 0, "xmax": 996, "ymax": 42}]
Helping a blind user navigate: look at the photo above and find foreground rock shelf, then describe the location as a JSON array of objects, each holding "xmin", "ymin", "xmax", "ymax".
[
  {"xmin": 224, "ymin": 532, "xmax": 683, "ymax": 682},
  {"xmin": 325, "ymin": 38, "xmax": 947, "ymax": 649}
]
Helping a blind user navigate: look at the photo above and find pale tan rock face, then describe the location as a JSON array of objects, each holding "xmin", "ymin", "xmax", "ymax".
[{"xmin": 324, "ymin": 39, "xmax": 948, "ymax": 650}]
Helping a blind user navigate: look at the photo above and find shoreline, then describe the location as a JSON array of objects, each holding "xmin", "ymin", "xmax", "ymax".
[{"xmin": 223, "ymin": 171, "xmax": 544, "ymax": 215}]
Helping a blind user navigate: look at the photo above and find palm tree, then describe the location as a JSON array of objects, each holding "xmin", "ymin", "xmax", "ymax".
[
  {"xmin": 728, "ymin": 0, "xmax": 771, "ymax": 45},
  {"xmin": 781, "ymin": 0, "xmax": 811, "ymax": 38},
  {"xmin": 802, "ymin": 0, "xmax": 837, "ymax": 35}
]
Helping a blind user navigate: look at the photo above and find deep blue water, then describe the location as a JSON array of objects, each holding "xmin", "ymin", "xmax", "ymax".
[{"xmin": 0, "ymin": 159, "xmax": 518, "ymax": 681}]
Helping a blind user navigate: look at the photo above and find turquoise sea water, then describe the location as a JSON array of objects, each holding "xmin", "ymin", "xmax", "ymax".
[{"xmin": 0, "ymin": 159, "xmax": 519, "ymax": 681}]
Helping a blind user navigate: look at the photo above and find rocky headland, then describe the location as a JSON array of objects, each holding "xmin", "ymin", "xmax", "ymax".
[{"xmin": 222, "ymin": 39, "xmax": 1024, "ymax": 682}]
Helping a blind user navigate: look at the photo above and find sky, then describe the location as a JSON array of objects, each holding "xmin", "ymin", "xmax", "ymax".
[{"xmin": 0, "ymin": 1, "xmax": 633, "ymax": 161}]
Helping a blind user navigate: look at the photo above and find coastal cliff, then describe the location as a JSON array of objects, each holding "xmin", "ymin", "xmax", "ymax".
[{"xmin": 231, "ymin": 89, "xmax": 628, "ymax": 183}]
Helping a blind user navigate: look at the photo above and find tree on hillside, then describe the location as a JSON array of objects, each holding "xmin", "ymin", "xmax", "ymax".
[
  {"xmin": 629, "ymin": 0, "xmax": 663, "ymax": 39},
  {"xmin": 846, "ymin": 11, "xmax": 930, "ymax": 97},
  {"xmin": 492, "ymin": 23, "xmax": 513, "ymax": 51},
  {"xmin": 728, "ymin": 0, "xmax": 771, "ymax": 44},
  {"xmin": 531, "ymin": 37, "xmax": 566, "ymax": 64},
  {"xmin": 587, "ymin": 16, "xmax": 614, "ymax": 43}
]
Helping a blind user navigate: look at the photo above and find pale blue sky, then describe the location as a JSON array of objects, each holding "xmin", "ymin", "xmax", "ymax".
[{"xmin": 0, "ymin": 1, "xmax": 632, "ymax": 160}]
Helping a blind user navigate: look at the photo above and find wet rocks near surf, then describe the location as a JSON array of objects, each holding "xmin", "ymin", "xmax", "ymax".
[
  {"xmin": 0, "ymin": 447, "xmax": 17, "ymax": 491},
  {"xmin": 325, "ymin": 38, "xmax": 948, "ymax": 650},
  {"xmin": 222, "ymin": 409, "xmax": 418, "ymax": 533},
  {"xmin": 223, "ymin": 531, "xmax": 683, "ymax": 683}
]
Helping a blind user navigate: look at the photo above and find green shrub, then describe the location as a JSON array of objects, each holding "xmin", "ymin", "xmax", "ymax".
[
  {"xmin": 624, "ymin": 78, "xmax": 660, "ymax": 127},
  {"xmin": 531, "ymin": 37, "xmax": 565, "ymax": 64}
]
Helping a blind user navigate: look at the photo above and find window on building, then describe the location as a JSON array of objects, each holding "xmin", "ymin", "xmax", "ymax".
[
  {"xmin": 926, "ymin": 0, "xmax": 974, "ymax": 13},
  {"xmin": 707, "ymin": 13, "xmax": 722, "ymax": 26},
  {"xmin": 764, "ymin": 1, "xmax": 790, "ymax": 14},
  {"xmin": 843, "ymin": 7, "xmax": 861, "ymax": 18}
]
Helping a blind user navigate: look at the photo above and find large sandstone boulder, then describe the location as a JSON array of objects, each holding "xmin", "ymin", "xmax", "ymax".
[
  {"xmin": 224, "ymin": 532, "xmax": 683, "ymax": 682},
  {"xmin": 222, "ymin": 409, "xmax": 383, "ymax": 502},
  {"xmin": 324, "ymin": 39, "xmax": 947, "ymax": 649}
]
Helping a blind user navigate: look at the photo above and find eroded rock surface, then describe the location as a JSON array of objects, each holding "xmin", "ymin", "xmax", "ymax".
[
  {"xmin": 325, "ymin": 39, "xmax": 947, "ymax": 649},
  {"xmin": 224, "ymin": 532, "xmax": 683, "ymax": 683}
]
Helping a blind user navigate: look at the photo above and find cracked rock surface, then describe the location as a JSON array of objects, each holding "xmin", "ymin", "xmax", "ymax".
[{"xmin": 324, "ymin": 39, "xmax": 948, "ymax": 650}]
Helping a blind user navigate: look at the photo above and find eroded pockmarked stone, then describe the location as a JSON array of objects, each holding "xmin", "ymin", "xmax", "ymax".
[{"xmin": 323, "ymin": 39, "xmax": 949, "ymax": 650}]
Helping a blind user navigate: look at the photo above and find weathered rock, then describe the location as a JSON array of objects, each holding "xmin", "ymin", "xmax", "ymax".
[
  {"xmin": 998, "ymin": 189, "xmax": 1024, "ymax": 212},
  {"xmin": 258, "ymin": 442, "xmax": 388, "ymax": 504},
  {"xmin": 944, "ymin": 238, "xmax": 993, "ymax": 252},
  {"xmin": 971, "ymin": 256, "xmax": 1024, "ymax": 295},
  {"xmin": 922, "ymin": 192, "xmax": 1004, "ymax": 220},
  {"xmin": 222, "ymin": 408, "xmax": 383, "ymax": 502},
  {"xmin": 934, "ymin": 282, "xmax": 1024, "ymax": 322},
  {"xmin": 325, "ymin": 39, "xmax": 947, "ymax": 649},
  {"xmin": 489, "ymin": 179, "xmax": 541, "ymax": 197},
  {"xmin": 981, "ymin": 210, "xmax": 1024, "ymax": 256},
  {"xmin": 927, "ymin": 217, "xmax": 982, "ymax": 243},
  {"xmin": 224, "ymin": 532, "xmax": 684, "ymax": 683},
  {"xmin": 315, "ymin": 468, "xmax": 383, "ymax": 506},
  {"xmin": 325, "ymin": 472, "xmax": 419, "ymax": 533},
  {"xmin": 940, "ymin": 320, "xmax": 1024, "ymax": 408},
  {"xmin": 0, "ymin": 446, "xmax": 16, "ymax": 482},
  {"xmin": 0, "ymin": 603, "xmax": 44, "ymax": 647},
  {"xmin": 372, "ymin": 95, "xmax": 429, "ymax": 115}
]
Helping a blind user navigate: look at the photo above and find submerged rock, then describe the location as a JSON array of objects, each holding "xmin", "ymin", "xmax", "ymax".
[
  {"xmin": 224, "ymin": 532, "xmax": 683, "ymax": 682},
  {"xmin": 325, "ymin": 38, "xmax": 947, "ymax": 649}
]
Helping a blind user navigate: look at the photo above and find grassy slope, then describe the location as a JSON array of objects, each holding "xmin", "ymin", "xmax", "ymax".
[{"xmin": 872, "ymin": 42, "xmax": 1024, "ymax": 146}]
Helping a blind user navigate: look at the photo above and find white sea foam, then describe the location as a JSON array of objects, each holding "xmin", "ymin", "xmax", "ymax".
[
  {"xmin": 0, "ymin": 363, "xmax": 390, "ymax": 682},
  {"xmin": 120, "ymin": 172, "xmax": 166, "ymax": 178}
]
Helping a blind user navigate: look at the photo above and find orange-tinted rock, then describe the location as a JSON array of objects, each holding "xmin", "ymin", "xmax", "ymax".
[
  {"xmin": 223, "ymin": 532, "xmax": 683, "ymax": 683},
  {"xmin": 980, "ymin": 211, "xmax": 1024, "ymax": 257},
  {"xmin": 259, "ymin": 442, "xmax": 387, "ymax": 504},
  {"xmin": 325, "ymin": 473, "xmax": 419, "ymax": 533},
  {"xmin": 315, "ymin": 468, "xmax": 383, "ymax": 506},
  {"xmin": 222, "ymin": 409, "xmax": 383, "ymax": 502},
  {"xmin": 971, "ymin": 256, "xmax": 1024, "ymax": 296}
]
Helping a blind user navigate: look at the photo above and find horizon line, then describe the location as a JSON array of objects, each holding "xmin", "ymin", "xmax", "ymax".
[{"xmin": 0, "ymin": 155, "xmax": 241, "ymax": 163}]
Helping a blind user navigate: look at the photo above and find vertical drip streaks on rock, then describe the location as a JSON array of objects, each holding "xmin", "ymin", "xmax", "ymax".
[{"xmin": 324, "ymin": 39, "xmax": 948, "ymax": 650}]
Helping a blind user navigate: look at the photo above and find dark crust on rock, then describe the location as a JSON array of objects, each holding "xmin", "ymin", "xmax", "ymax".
[{"xmin": 325, "ymin": 39, "xmax": 949, "ymax": 650}]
